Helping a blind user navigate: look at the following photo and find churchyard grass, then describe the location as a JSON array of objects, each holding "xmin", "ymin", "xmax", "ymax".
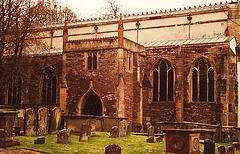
[
  {"xmin": 8, "ymin": 132, "xmax": 163, "ymax": 153},
  {"xmin": 8, "ymin": 132, "xmax": 233, "ymax": 153}
]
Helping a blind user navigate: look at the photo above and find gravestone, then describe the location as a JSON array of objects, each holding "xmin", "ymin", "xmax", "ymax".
[
  {"xmin": 37, "ymin": 107, "xmax": 49, "ymax": 135},
  {"xmin": 109, "ymin": 126, "xmax": 119, "ymax": 138},
  {"xmin": 34, "ymin": 136, "xmax": 45, "ymax": 144},
  {"xmin": 126, "ymin": 122, "xmax": 131, "ymax": 136},
  {"xmin": 25, "ymin": 108, "xmax": 37, "ymax": 137},
  {"xmin": 79, "ymin": 123, "xmax": 91, "ymax": 141},
  {"xmin": 15, "ymin": 109, "xmax": 25, "ymax": 133},
  {"xmin": 204, "ymin": 139, "xmax": 215, "ymax": 154},
  {"xmin": 227, "ymin": 146, "xmax": 234, "ymax": 154},
  {"xmin": 232, "ymin": 142, "xmax": 240, "ymax": 154},
  {"xmin": 147, "ymin": 136, "xmax": 154, "ymax": 143},
  {"xmin": 0, "ymin": 129, "xmax": 6, "ymax": 148},
  {"xmin": 147, "ymin": 125, "xmax": 154, "ymax": 137},
  {"xmin": 156, "ymin": 136, "xmax": 163, "ymax": 142},
  {"xmin": 57, "ymin": 129, "xmax": 70, "ymax": 144},
  {"xmin": 87, "ymin": 120, "xmax": 96, "ymax": 137},
  {"xmin": 146, "ymin": 122, "xmax": 151, "ymax": 131},
  {"xmin": 215, "ymin": 124, "xmax": 222, "ymax": 143},
  {"xmin": 218, "ymin": 145, "xmax": 225, "ymax": 154},
  {"xmin": 50, "ymin": 107, "xmax": 61, "ymax": 134},
  {"xmin": 119, "ymin": 120, "xmax": 127, "ymax": 137},
  {"xmin": 105, "ymin": 144, "xmax": 121, "ymax": 154}
]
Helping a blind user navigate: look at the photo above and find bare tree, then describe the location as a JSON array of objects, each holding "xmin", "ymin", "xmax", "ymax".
[
  {"xmin": 0, "ymin": 0, "xmax": 78, "ymax": 60},
  {"xmin": 98, "ymin": 0, "xmax": 125, "ymax": 18}
]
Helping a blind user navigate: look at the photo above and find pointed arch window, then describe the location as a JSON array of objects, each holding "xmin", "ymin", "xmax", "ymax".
[
  {"xmin": 88, "ymin": 52, "xmax": 97, "ymax": 70},
  {"xmin": 8, "ymin": 77, "xmax": 22, "ymax": 105},
  {"xmin": 153, "ymin": 60, "xmax": 174, "ymax": 101},
  {"xmin": 192, "ymin": 59, "xmax": 215, "ymax": 102},
  {"xmin": 42, "ymin": 67, "xmax": 57, "ymax": 104}
]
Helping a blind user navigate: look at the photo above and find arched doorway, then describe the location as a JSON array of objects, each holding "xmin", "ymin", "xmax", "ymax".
[{"xmin": 82, "ymin": 92, "xmax": 102, "ymax": 116}]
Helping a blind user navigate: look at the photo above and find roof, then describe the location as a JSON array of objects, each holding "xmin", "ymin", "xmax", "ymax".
[
  {"xmin": 140, "ymin": 37, "xmax": 231, "ymax": 48},
  {"xmin": 42, "ymin": 1, "xmax": 234, "ymax": 29}
]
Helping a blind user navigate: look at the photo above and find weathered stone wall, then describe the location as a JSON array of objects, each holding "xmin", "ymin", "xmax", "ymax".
[
  {"xmin": 140, "ymin": 44, "xmax": 237, "ymax": 126},
  {"xmin": 0, "ymin": 54, "xmax": 62, "ymax": 110}
]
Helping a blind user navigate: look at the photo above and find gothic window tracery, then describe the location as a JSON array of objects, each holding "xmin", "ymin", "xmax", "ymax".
[
  {"xmin": 192, "ymin": 58, "xmax": 215, "ymax": 102},
  {"xmin": 42, "ymin": 67, "xmax": 57, "ymax": 104},
  {"xmin": 88, "ymin": 52, "xmax": 97, "ymax": 70},
  {"xmin": 153, "ymin": 59, "xmax": 174, "ymax": 102},
  {"xmin": 8, "ymin": 76, "xmax": 22, "ymax": 105}
]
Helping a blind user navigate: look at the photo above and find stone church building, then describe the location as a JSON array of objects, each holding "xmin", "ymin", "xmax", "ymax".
[{"xmin": 0, "ymin": 1, "xmax": 240, "ymax": 130}]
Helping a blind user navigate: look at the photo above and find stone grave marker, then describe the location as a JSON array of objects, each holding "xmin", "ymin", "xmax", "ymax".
[
  {"xmin": 105, "ymin": 144, "xmax": 121, "ymax": 154},
  {"xmin": 146, "ymin": 122, "xmax": 151, "ymax": 130},
  {"xmin": 156, "ymin": 136, "xmax": 163, "ymax": 142},
  {"xmin": 119, "ymin": 120, "xmax": 127, "ymax": 137},
  {"xmin": 227, "ymin": 146, "xmax": 234, "ymax": 154},
  {"xmin": 109, "ymin": 126, "xmax": 119, "ymax": 138},
  {"xmin": 15, "ymin": 109, "xmax": 25, "ymax": 133},
  {"xmin": 204, "ymin": 139, "xmax": 215, "ymax": 154},
  {"xmin": 34, "ymin": 136, "xmax": 45, "ymax": 144},
  {"xmin": 126, "ymin": 122, "xmax": 131, "ymax": 136},
  {"xmin": 37, "ymin": 107, "xmax": 49, "ymax": 135},
  {"xmin": 50, "ymin": 107, "xmax": 61, "ymax": 134},
  {"xmin": 25, "ymin": 108, "xmax": 37, "ymax": 137},
  {"xmin": 218, "ymin": 145, "xmax": 225, "ymax": 154},
  {"xmin": 87, "ymin": 120, "xmax": 97, "ymax": 137},
  {"xmin": 147, "ymin": 125, "xmax": 154, "ymax": 137},
  {"xmin": 0, "ymin": 129, "xmax": 6, "ymax": 148},
  {"xmin": 79, "ymin": 123, "xmax": 91, "ymax": 141},
  {"xmin": 147, "ymin": 136, "xmax": 154, "ymax": 143},
  {"xmin": 57, "ymin": 129, "xmax": 70, "ymax": 144}
]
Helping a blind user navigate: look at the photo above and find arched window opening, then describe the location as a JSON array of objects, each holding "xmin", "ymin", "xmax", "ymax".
[
  {"xmin": 192, "ymin": 58, "xmax": 214, "ymax": 102},
  {"xmin": 88, "ymin": 52, "xmax": 97, "ymax": 70},
  {"xmin": 153, "ymin": 59, "xmax": 174, "ymax": 102},
  {"xmin": 8, "ymin": 77, "xmax": 22, "ymax": 105},
  {"xmin": 82, "ymin": 92, "xmax": 102, "ymax": 116},
  {"xmin": 42, "ymin": 67, "xmax": 57, "ymax": 104}
]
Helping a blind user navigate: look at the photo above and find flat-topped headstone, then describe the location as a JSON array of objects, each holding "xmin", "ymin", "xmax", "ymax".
[
  {"xmin": 79, "ymin": 123, "xmax": 91, "ymax": 141},
  {"xmin": 126, "ymin": 122, "xmax": 131, "ymax": 136},
  {"xmin": 34, "ymin": 136, "xmax": 45, "ymax": 144},
  {"xmin": 105, "ymin": 144, "xmax": 121, "ymax": 154},
  {"xmin": 109, "ymin": 126, "xmax": 119, "ymax": 138},
  {"xmin": 147, "ymin": 125, "xmax": 154, "ymax": 137},
  {"xmin": 25, "ymin": 108, "xmax": 37, "ymax": 136},
  {"xmin": 37, "ymin": 107, "xmax": 49, "ymax": 135},
  {"xmin": 119, "ymin": 120, "xmax": 127, "ymax": 137},
  {"xmin": 0, "ymin": 129, "xmax": 6, "ymax": 148},
  {"xmin": 50, "ymin": 107, "xmax": 61, "ymax": 134},
  {"xmin": 204, "ymin": 139, "xmax": 215, "ymax": 154},
  {"xmin": 218, "ymin": 145, "xmax": 225, "ymax": 154},
  {"xmin": 57, "ymin": 129, "xmax": 70, "ymax": 144}
]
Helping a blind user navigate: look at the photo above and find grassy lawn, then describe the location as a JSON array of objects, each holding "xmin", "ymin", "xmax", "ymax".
[{"xmin": 8, "ymin": 132, "xmax": 232, "ymax": 154}]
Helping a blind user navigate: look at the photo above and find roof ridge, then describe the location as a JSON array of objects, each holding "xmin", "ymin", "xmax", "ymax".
[{"xmin": 42, "ymin": 0, "xmax": 234, "ymax": 28}]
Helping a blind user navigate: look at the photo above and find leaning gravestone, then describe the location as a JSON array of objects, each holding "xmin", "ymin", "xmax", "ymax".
[
  {"xmin": 37, "ymin": 107, "xmax": 49, "ymax": 135},
  {"xmin": 57, "ymin": 129, "xmax": 70, "ymax": 144},
  {"xmin": 119, "ymin": 120, "xmax": 128, "ymax": 137},
  {"xmin": 109, "ymin": 126, "xmax": 119, "ymax": 138},
  {"xmin": 25, "ymin": 108, "xmax": 37, "ymax": 137},
  {"xmin": 227, "ymin": 146, "xmax": 234, "ymax": 154},
  {"xmin": 87, "ymin": 120, "xmax": 96, "ymax": 137},
  {"xmin": 79, "ymin": 123, "xmax": 91, "ymax": 141},
  {"xmin": 50, "ymin": 107, "xmax": 61, "ymax": 134},
  {"xmin": 0, "ymin": 129, "xmax": 6, "ymax": 148},
  {"xmin": 105, "ymin": 144, "xmax": 121, "ymax": 154}
]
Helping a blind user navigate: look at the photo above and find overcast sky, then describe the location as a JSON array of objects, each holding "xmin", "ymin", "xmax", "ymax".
[{"xmin": 59, "ymin": 0, "xmax": 231, "ymax": 18}]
